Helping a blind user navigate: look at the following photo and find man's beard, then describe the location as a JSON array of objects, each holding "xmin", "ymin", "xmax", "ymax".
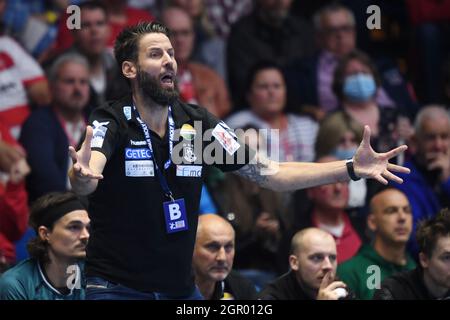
[{"xmin": 137, "ymin": 68, "xmax": 179, "ymax": 105}]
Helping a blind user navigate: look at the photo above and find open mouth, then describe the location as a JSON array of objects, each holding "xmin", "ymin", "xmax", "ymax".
[{"xmin": 160, "ymin": 73, "xmax": 174, "ymax": 85}]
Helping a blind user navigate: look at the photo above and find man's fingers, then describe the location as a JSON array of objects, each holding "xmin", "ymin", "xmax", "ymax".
[
  {"xmin": 320, "ymin": 271, "xmax": 333, "ymax": 289},
  {"xmin": 73, "ymin": 162, "xmax": 82, "ymax": 173},
  {"xmin": 382, "ymin": 170, "xmax": 403, "ymax": 184},
  {"xmin": 384, "ymin": 145, "xmax": 408, "ymax": 159},
  {"xmin": 375, "ymin": 174, "xmax": 388, "ymax": 185},
  {"xmin": 82, "ymin": 126, "xmax": 94, "ymax": 151},
  {"xmin": 361, "ymin": 125, "xmax": 371, "ymax": 147},
  {"xmin": 69, "ymin": 146, "xmax": 78, "ymax": 163},
  {"xmin": 84, "ymin": 172, "xmax": 103, "ymax": 180},
  {"xmin": 387, "ymin": 163, "xmax": 410, "ymax": 174},
  {"xmin": 76, "ymin": 166, "xmax": 103, "ymax": 180},
  {"xmin": 325, "ymin": 281, "xmax": 346, "ymax": 292}
]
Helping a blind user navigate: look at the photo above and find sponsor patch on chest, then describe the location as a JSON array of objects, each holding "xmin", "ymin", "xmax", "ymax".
[{"xmin": 176, "ymin": 165, "xmax": 202, "ymax": 177}]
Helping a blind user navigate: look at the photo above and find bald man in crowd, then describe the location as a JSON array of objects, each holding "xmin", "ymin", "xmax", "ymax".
[
  {"xmin": 192, "ymin": 214, "xmax": 257, "ymax": 300},
  {"xmin": 338, "ymin": 188, "xmax": 416, "ymax": 299},
  {"xmin": 259, "ymin": 227, "xmax": 351, "ymax": 300}
]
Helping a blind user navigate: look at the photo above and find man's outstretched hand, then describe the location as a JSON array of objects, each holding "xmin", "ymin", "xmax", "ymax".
[
  {"xmin": 354, "ymin": 125, "xmax": 410, "ymax": 185},
  {"xmin": 69, "ymin": 125, "xmax": 103, "ymax": 182}
]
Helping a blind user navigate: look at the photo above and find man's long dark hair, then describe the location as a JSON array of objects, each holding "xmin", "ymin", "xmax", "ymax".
[{"xmin": 27, "ymin": 192, "xmax": 87, "ymax": 264}]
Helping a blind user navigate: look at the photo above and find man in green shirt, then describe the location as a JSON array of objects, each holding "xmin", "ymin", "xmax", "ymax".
[
  {"xmin": 337, "ymin": 188, "xmax": 416, "ymax": 299},
  {"xmin": 0, "ymin": 192, "xmax": 90, "ymax": 300}
]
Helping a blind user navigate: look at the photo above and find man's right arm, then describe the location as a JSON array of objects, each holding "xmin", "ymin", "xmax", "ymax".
[{"xmin": 68, "ymin": 126, "xmax": 105, "ymax": 196}]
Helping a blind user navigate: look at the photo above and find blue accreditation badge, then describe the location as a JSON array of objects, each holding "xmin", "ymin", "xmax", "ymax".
[{"xmin": 163, "ymin": 198, "xmax": 188, "ymax": 233}]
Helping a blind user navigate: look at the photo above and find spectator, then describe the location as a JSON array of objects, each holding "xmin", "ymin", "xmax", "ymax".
[
  {"xmin": 0, "ymin": 0, "xmax": 51, "ymax": 139},
  {"xmin": 0, "ymin": 192, "xmax": 89, "ymax": 300},
  {"xmin": 227, "ymin": 0, "xmax": 314, "ymax": 108},
  {"xmin": 284, "ymin": 3, "xmax": 418, "ymax": 121},
  {"xmin": 226, "ymin": 61, "xmax": 318, "ymax": 162},
  {"xmin": 193, "ymin": 214, "xmax": 257, "ymax": 299},
  {"xmin": 48, "ymin": 1, "xmax": 128, "ymax": 113},
  {"xmin": 258, "ymin": 228, "xmax": 352, "ymax": 300},
  {"xmin": 54, "ymin": 0, "xmax": 154, "ymax": 53},
  {"xmin": 331, "ymin": 50, "xmax": 413, "ymax": 154},
  {"xmin": 305, "ymin": 155, "xmax": 363, "ymax": 264},
  {"xmin": 169, "ymin": 0, "xmax": 226, "ymax": 79},
  {"xmin": 20, "ymin": 53, "xmax": 90, "ymax": 202},
  {"xmin": 46, "ymin": 1, "xmax": 129, "ymax": 117},
  {"xmin": 373, "ymin": 208, "xmax": 450, "ymax": 300},
  {"xmin": 392, "ymin": 105, "xmax": 450, "ymax": 257},
  {"xmin": 338, "ymin": 188, "xmax": 416, "ymax": 299},
  {"xmin": 314, "ymin": 112, "xmax": 367, "ymax": 210},
  {"xmin": 205, "ymin": 126, "xmax": 290, "ymax": 289},
  {"xmin": 161, "ymin": 6, "xmax": 230, "ymax": 118},
  {"xmin": 0, "ymin": 123, "xmax": 30, "ymax": 269}
]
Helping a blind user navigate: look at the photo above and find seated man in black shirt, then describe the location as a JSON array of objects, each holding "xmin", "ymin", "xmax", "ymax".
[
  {"xmin": 373, "ymin": 209, "xmax": 450, "ymax": 300},
  {"xmin": 193, "ymin": 214, "xmax": 257, "ymax": 300},
  {"xmin": 68, "ymin": 21, "xmax": 409, "ymax": 300},
  {"xmin": 259, "ymin": 228, "xmax": 351, "ymax": 300}
]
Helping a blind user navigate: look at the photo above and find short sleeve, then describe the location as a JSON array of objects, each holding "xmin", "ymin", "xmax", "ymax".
[
  {"xmin": 202, "ymin": 110, "xmax": 256, "ymax": 172},
  {"xmin": 88, "ymin": 107, "xmax": 120, "ymax": 160}
]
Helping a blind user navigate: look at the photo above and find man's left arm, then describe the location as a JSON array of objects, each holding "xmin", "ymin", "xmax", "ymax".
[{"xmin": 237, "ymin": 126, "xmax": 410, "ymax": 192}]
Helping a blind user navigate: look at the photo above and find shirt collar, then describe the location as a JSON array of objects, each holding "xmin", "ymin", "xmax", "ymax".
[{"xmin": 125, "ymin": 95, "xmax": 191, "ymax": 130}]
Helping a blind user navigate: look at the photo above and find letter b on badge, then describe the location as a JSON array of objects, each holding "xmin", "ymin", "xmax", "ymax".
[
  {"xmin": 163, "ymin": 198, "xmax": 188, "ymax": 233},
  {"xmin": 169, "ymin": 203, "xmax": 182, "ymax": 220}
]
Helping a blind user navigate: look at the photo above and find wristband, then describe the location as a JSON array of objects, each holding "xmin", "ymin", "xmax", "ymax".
[{"xmin": 346, "ymin": 159, "xmax": 361, "ymax": 181}]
